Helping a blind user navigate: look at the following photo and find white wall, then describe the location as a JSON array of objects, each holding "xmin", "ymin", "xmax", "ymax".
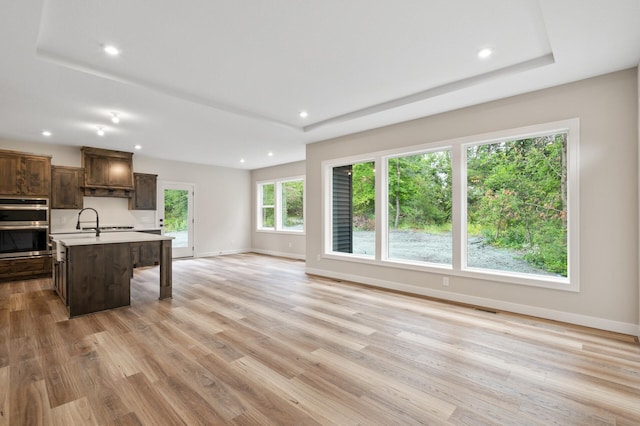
[
  {"xmin": 306, "ymin": 69, "xmax": 639, "ymax": 334},
  {"xmin": 0, "ymin": 139, "xmax": 252, "ymax": 257},
  {"xmin": 251, "ymin": 160, "xmax": 306, "ymax": 259}
]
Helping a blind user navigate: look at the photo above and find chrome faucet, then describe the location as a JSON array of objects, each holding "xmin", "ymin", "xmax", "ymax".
[{"xmin": 76, "ymin": 208, "xmax": 100, "ymax": 237}]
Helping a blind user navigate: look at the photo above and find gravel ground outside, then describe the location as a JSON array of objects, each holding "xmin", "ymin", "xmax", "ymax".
[{"xmin": 353, "ymin": 230, "xmax": 561, "ymax": 277}]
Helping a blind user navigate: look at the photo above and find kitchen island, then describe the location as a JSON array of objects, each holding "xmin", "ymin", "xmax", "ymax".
[{"xmin": 51, "ymin": 232, "xmax": 173, "ymax": 317}]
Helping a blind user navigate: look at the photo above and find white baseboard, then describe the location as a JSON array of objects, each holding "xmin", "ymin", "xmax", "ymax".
[
  {"xmin": 195, "ymin": 248, "xmax": 305, "ymax": 261},
  {"xmin": 305, "ymin": 267, "xmax": 639, "ymax": 336},
  {"xmin": 196, "ymin": 248, "xmax": 251, "ymax": 258},
  {"xmin": 251, "ymin": 249, "xmax": 306, "ymax": 261}
]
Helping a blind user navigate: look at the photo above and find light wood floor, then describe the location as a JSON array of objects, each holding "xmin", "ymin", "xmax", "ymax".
[{"xmin": 2, "ymin": 253, "xmax": 639, "ymax": 425}]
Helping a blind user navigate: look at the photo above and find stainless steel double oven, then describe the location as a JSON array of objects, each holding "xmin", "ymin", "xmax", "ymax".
[{"xmin": 0, "ymin": 197, "xmax": 49, "ymax": 259}]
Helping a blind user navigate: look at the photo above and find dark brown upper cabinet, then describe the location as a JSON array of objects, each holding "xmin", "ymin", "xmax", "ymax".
[
  {"xmin": 129, "ymin": 173, "xmax": 157, "ymax": 210},
  {"xmin": 0, "ymin": 149, "xmax": 51, "ymax": 197},
  {"xmin": 81, "ymin": 147, "xmax": 134, "ymax": 197},
  {"xmin": 51, "ymin": 166, "xmax": 84, "ymax": 209}
]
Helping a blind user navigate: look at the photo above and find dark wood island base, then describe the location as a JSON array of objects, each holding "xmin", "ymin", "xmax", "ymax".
[{"xmin": 52, "ymin": 232, "xmax": 173, "ymax": 317}]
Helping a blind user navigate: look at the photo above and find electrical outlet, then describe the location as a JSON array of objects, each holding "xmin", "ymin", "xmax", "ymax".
[
  {"xmin": 316, "ymin": 254, "xmax": 321, "ymax": 261},
  {"xmin": 288, "ymin": 242, "xmax": 292, "ymax": 248},
  {"xmin": 442, "ymin": 277, "xmax": 450, "ymax": 287}
]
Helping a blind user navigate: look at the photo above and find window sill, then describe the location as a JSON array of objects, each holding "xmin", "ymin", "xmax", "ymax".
[
  {"xmin": 320, "ymin": 253, "xmax": 577, "ymax": 292},
  {"xmin": 256, "ymin": 229, "xmax": 305, "ymax": 236}
]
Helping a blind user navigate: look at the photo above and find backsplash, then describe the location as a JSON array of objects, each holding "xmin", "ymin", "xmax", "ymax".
[{"xmin": 51, "ymin": 197, "xmax": 156, "ymax": 232}]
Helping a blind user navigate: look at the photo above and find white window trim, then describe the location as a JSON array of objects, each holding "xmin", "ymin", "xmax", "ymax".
[
  {"xmin": 322, "ymin": 119, "xmax": 580, "ymax": 292},
  {"xmin": 257, "ymin": 176, "xmax": 305, "ymax": 234},
  {"xmin": 257, "ymin": 182, "xmax": 275, "ymax": 231},
  {"xmin": 322, "ymin": 156, "xmax": 377, "ymax": 259}
]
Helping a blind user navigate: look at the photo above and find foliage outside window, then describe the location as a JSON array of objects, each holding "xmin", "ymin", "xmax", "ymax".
[
  {"xmin": 257, "ymin": 178, "xmax": 304, "ymax": 232},
  {"xmin": 466, "ymin": 134, "xmax": 568, "ymax": 277},
  {"xmin": 324, "ymin": 119, "xmax": 578, "ymax": 289},
  {"xmin": 387, "ymin": 150, "xmax": 452, "ymax": 265},
  {"xmin": 164, "ymin": 189, "xmax": 189, "ymax": 233},
  {"xmin": 281, "ymin": 180, "xmax": 304, "ymax": 231}
]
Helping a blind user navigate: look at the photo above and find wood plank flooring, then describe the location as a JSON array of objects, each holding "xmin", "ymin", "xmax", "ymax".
[{"xmin": 2, "ymin": 253, "xmax": 639, "ymax": 425}]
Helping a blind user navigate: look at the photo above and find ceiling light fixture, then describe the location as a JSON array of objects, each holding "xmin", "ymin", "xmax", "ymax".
[
  {"xmin": 299, "ymin": 111, "xmax": 309, "ymax": 119},
  {"xmin": 96, "ymin": 126, "xmax": 105, "ymax": 136},
  {"xmin": 111, "ymin": 112, "xmax": 120, "ymax": 123},
  {"xmin": 41, "ymin": 130, "xmax": 52, "ymax": 137},
  {"xmin": 267, "ymin": 152, "xmax": 274, "ymax": 157},
  {"xmin": 477, "ymin": 47, "xmax": 493, "ymax": 59},
  {"xmin": 134, "ymin": 145, "xmax": 142, "ymax": 150},
  {"xmin": 103, "ymin": 45, "xmax": 120, "ymax": 56},
  {"xmin": 240, "ymin": 158, "xmax": 245, "ymax": 163}
]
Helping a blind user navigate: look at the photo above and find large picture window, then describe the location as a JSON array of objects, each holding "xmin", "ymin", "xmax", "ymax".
[
  {"xmin": 323, "ymin": 119, "xmax": 579, "ymax": 290},
  {"xmin": 258, "ymin": 177, "xmax": 304, "ymax": 233},
  {"xmin": 387, "ymin": 150, "xmax": 452, "ymax": 266},
  {"xmin": 466, "ymin": 134, "xmax": 568, "ymax": 277}
]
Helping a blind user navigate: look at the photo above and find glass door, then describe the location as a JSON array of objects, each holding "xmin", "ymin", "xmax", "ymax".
[{"xmin": 158, "ymin": 182, "xmax": 194, "ymax": 258}]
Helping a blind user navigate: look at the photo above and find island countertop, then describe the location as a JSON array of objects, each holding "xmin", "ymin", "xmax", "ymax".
[{"xmin": 52, "ymin": 231, "xmax": 173, "ymax": 247}]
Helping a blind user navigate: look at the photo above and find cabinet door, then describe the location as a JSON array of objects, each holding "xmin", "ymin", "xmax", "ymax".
[
  {"xmin": 22, "ymin": 156, "xmax": 51, "ymax": 196},
  {"xmin": 130, "ymin": 241, "xmax": 160, "ymax": 268},
  {"xmin": 130, "ymin": 173, "xmax": 157, "ymax": 210},
  {"xmin": 142, "ymin": 242, "xmax": 160, "ymax": 267},
  {"xmin": 52, "ymin": 166, "xmax": 83, "ymax": 209},
  {"xmin": 0, "ymin": 154, "xmax": 20, "ymax": 195},
  {"xmin": 84, "ymin": 154, "xmax": 110, "ymax": 187},
  {"xmin": 108, "ymin": 157, "xmax": 134, "ymax": 188}
]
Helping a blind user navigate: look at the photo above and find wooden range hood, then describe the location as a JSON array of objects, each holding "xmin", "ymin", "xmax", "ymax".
[{"xmin": 81, "ymin": 147, "xmax": 135, "ymax": 198}]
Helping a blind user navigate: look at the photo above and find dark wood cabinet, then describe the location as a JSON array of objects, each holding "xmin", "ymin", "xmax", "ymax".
[
  {"xmin": 129, "ymin": 173, "xmax": 157, "ymax": 210},
  {"xmin": 67, "ymin": 243, "xmax": 132, "ymax": 317},
  {"xmin": 0, "ymin": 150, "xmax": 51, "ymax": 196},
  {"xmin": 53, "ymin": 256, "xmax": 67, "ymax": 305},
  {"xmin": 51, "ymin": 166, "xmax": 84, "ymax": 209},
  {"xmin": 0, "ymin": 154, "xmax": 20, "ymax": 195},
  {"xmin": 81, "ymin": 147, "xmax": 134, "ymax": 197},
  {"xmin": 130, "ymin": 241, "xmax": 161, "ymax": 268},
  {"xmin": 0, "ymin": 256, "xmax": 51, "ymax": 282},
  {"xmin": 23, "ymin": 156, "xmax": 51, "ymax": 196}
]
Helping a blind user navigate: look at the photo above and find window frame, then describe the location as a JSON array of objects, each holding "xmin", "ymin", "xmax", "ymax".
[
  {"xmin": 323, "ymin": 156, "xmax": 378, "ymax": 261},
  {"xmin": 322, "ymin": 119, "xmax": 580, "ymax": 292},
  {"xmin": 385, "ymin": 147, "xmax": 454, "ymax": 268},
  {"xmin": 257, "ymin": 176, "xmax": 305, "ymax": 234},
  {"xmin": 257, "ymin": 182, "xmax": 275, "ymax": 231}
]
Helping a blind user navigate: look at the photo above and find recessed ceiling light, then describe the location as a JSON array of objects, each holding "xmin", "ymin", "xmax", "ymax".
[
  {"xmin": 299, "ymin": 111, "xmax": 309, "ymax": 119},
  {"xmin": 267, "ymin": 152, "xmax": 274, "ymax": 157},
  {"xmin": 104, "ymin": 45, "xmax": 120, "ymax": 56},
  {"xmin": 477, "ymin": 47, "xmax": 493, "ymax": 59},
  {"xmin": 240, "ymin": 158, "xmax": 245, "ymax": 163},
  {"xmin": 111, "ymin": 112, "xmax": 120, "ymax": 123},
  {"xmin": 41, "ymin": 130, "xmax": 52, "ymax": 137},
  {"xmin": 96, "ymin": 126, "xmax": 105, "ymax": 136},
  {"xmin": 134, "ymin": 145, "xmax": 142, "ymax": 150}
]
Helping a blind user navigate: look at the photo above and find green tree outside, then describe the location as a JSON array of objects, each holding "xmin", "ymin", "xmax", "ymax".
[{"xmin": 164, "ymin": 189, "xmax": 189, "ymax": 233}]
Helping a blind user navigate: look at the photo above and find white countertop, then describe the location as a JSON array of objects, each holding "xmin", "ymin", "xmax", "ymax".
[
  {"xmin": 52, "ymin": 231, "xmax": 173, "ymax": 246},
  {"xmin": 50, "ymin": 227, "xmax": 162, "ymax": 235}
]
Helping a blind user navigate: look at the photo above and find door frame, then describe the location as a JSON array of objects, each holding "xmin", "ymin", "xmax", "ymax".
[{"xmin": 157, "ymin": 180, "xmax": 195, "ymax": 258}]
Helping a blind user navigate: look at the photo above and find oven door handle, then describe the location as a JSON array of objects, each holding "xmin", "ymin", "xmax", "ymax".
[
  {"xmin": 0, "ymin": 225, "xmax": 49, "ymax": 230},
  {"xmin": 0, "ymin": 205, "xmax": 49, "ymax": 210}
]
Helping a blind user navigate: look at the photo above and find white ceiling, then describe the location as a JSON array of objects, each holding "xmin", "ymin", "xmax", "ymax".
[{"xmin": 0, "ymin": 0, "xmax": 639, "ymax": 170}]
